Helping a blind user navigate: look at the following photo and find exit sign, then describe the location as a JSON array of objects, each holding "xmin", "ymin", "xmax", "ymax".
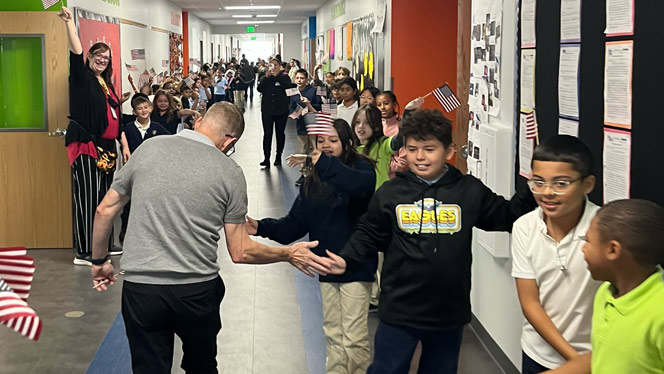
[
  {"xmin": 247, "ymin": 26, "xmax": 255, "ymax": 33},
  {"xmin": 251, "ymin": 36, "xmax": 257, "ymax": 40}
]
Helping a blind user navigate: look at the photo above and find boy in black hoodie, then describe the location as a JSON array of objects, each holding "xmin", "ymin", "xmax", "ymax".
[{"xmin": 325, "ymin": 109, "xmax": 536, "ymax": 374}]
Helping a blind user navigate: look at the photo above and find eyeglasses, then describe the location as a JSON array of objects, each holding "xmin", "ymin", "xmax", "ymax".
[
  {"xmin": 527, "ymin": 177, "xmax": 584, "ymax": 195},
  {"xmin": 92, "ymin": 53, "xmax": 111, "ymax": 62},
  {"xmin": 224, "ymin": 133, "xmax": 237, "ymax": 157}
]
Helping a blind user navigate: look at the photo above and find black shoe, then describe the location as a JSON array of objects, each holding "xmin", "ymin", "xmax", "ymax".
[
  {"xmin": 260, "ymin": 159, "xmax": 270, "ymax": 168},
  {"xmin": 295, "ymin": 176, "xmax": 304, "ymax": 186},
  {"xmin": 273, "ymin": 158, "xmax": 282, "ymax": 166}
]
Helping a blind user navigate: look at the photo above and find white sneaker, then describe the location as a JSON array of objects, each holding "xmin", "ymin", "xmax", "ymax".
[{"xmin": 73, "ymin": 256, "xmax": 92, "ymax": 266}]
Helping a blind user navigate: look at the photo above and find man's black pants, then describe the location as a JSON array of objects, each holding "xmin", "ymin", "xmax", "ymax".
[{"xmin": 122, "ymin": 276, "xmax": 225, "ymax": 374}]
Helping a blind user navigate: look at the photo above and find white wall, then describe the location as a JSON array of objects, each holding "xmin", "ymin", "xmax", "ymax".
[
  {"xmin": 187, "ymin": 13, "xmax": 212, "ymax": 65},
  {"xmin": 469, "ymin": 0, "xmax": 523, "ymax": 368},
  {"xmin": 315, "ymin": 0, "xmax": 392, "ymax": 89},
  {"xmin": 212, "ymin": 24, "xmax": 301, "ymax": 63}
]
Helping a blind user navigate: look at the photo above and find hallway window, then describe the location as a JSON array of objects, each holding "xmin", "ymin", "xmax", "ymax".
[{"xmin": 0, "ymin": 35, "xmax": 46, "ymax": 131}]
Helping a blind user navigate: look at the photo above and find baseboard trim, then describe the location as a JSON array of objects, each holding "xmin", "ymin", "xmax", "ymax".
[{"xmin": 469, "ymin": 314, "xmax": 520, "ymax": 374}]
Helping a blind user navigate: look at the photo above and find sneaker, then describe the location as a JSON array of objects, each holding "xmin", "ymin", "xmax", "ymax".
[
  {"xmin": 368, "ymin": 303, "xmax": 379, "ymax": 313},
  {"xmin": 109, "ymin": 246, "xmax": 123, "ymax": 256},
  {"xmin": 73, "ymin": 256, "xmax": 92, "ymax": 266},
  {"xmin": 260, "ymin": 159, "xmax": 270, "ymax": 168},
  {"xmin": 295, "ymin": 176, "xmax": 304, "ymax": 186}
]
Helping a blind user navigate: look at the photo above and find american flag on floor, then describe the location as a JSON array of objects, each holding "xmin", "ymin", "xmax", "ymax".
[
  {"xmin": 525, "ymin": 111, "xmax": 538, "ymax": 140},
  {"xmin": 306, "ymin": 113, "xmax": 336, "ymax": 136},
  {"xmin": 321, "ymin": 103, "xmax": 337, "ymax": 117},
  {"xmin": 431, "ymin": 83, "xmax": 461, "ymax": 113},
  {"xmin": 42, "ymin": 0, "xmax": 59, "ymax": 9},
  {"xmin": 130, "ymin": 49, "xmax": 146, "ymax": 60},
  {"xmin": 0, "ymin": 247, "xmax": 42, "ymax": 341},
  {"xmin": 125, "ymin": 63, "xmax": 138, "ymax": 72}
]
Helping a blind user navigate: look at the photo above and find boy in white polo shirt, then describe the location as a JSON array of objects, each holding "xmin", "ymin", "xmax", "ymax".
[{"xmin": 511, "ymin": 135, "xmax": 601, "ymax": 373}]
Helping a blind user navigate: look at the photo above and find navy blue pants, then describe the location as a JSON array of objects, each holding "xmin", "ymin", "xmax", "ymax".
[
  {"xmin": 368, "ymin": 321, "xmax": 463, "ymax": 374},
  {"xmin": 522, "ymin": 351, "xmax": 551, "ymax": 374}
]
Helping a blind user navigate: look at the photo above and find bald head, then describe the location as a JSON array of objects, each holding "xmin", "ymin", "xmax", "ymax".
[{"xmin": 199, "ymin": 102, "xmax": 245, "ymax": 140}]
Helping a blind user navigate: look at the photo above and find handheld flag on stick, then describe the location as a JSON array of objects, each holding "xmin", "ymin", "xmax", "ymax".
[
  {"xmin": 305, "ymin": 113, "xmax": 336, "ymax": 136},
  {"xmin": 149, "ymin": 68, "xmax": 157, "ymax": 77},
  {"xmin": 321, "ymin": 103, "xmax": 337, "ymax": 117},
  {"xmin": 289, "ymin": 105, "xmax": 304, "ymax": 119},
  {"xmin": 427, "ymin": 83, "xmax": 461, "ymax": 113},
  {"xmin": 42, "ymin": 0, "xmax": 59, "ymax": 9},
  {"xmin": 0, "ymin": 247, "xmax": 42, "ymax": 341},
  {"xmin": 525, "ymin": 111, "xmax": 539, "ymax": 144},
  {"xmin": 286, "ymin": 87, "xmax": 300, "ymax": 97},
  {"xmin": 137, "ymin": 70, "xmax": 151, "ymax": 89},
  {"xmin": 125, "ymin": 63, "xmax": 139, "ymax": 72}
]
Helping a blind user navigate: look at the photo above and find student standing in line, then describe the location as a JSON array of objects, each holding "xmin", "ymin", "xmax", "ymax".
[
  {"xmin": 359, "ymin": 87, "xmax": 381, "ymax": 106},
  {"xmin": 257, "ymin": 58, "xmax": 292, "ymax": 168},
  {"xmin": 336, "ymin": 77, "xmax": 359, "ymax": 127},
  {"xmin": 376, "ymin": 91, "xmax": 408, "ymax": 178},
  {"xmin": 545, "ymin": 199, "xmax": 664, "ymax": 374},
  {"xmin": 151, "ymin": 90, "xmax": 198, "ymax": 134},
  {"xmin": 246, "ymin": 119, "xmax": 377, "ymax": 374},
  {"xmin": 511, "ymin": 135, "xmax": 601, "ymax": 373},
  {"xmin": 290, "ymin": 68, "xmax": 323, "ymax": 186},
  {"xmin": 323, "ymin": 109, "xmax": 536, "ymax": 374}
]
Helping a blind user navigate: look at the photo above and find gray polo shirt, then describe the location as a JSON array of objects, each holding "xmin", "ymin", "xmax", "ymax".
[{"xmin": 112, "ymin": 130, "xmax": 248, "ymax": 284}]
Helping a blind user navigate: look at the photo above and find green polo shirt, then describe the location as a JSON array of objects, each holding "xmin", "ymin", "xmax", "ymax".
[
  {"xmin": 591, "ymin": 267, "xmax": 664, "ymax": 374},
  {"xmin": 357, "ymin": 136, "xmax": 394, "ymax": 190}
]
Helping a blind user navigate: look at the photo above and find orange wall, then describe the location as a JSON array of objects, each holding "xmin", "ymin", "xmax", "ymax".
[{"xmin": 391, "ymin": 0, "xmax": 458, "ymax": 113}]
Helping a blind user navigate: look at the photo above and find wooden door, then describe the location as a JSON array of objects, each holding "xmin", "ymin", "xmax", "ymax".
[
  {"xmin": 455, "ymin": 0, "xmax": 472, "ymax": 174},
  {"xmin": 0, "ymin": 12, "xmax": 72, "ymax": 248}
]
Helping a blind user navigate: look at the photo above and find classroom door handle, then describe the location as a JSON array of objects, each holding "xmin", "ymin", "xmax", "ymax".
[
  {"xmin": 460, "ymin": 145, "xmax": 469, "ymax": 159},
  {"xmin": 48, "ymin": 128, "xmax": 67, "ymax": 138}
]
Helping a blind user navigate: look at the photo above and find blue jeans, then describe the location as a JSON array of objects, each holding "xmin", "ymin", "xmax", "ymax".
[
  {"xmin": 368, "ymin": 321, "xmax": 463, "ymax": 374},
  {"xmin": 522, "ymin": 351, "xmax": 551, "ymax": 374}
]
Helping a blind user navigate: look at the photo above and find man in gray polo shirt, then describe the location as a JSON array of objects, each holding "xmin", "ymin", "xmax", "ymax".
[{"xmin": 89, "ymin": 102, "xmax": 330, "ymax": 374}]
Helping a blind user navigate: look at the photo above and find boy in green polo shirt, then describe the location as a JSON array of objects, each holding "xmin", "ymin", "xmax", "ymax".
[{"xmin": 545, "ymin": 199, "xmax": 664, "ymax": 374}]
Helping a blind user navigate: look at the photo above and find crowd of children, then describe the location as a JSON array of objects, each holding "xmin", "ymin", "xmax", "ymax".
[{"xmin": 113, "ymin": 50, "xmax": 663, "ymax": 374}]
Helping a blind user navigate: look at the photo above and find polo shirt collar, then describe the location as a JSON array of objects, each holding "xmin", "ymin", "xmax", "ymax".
[
  {"xmin": 535, "ymin": 197, "xmax": 594, "ymax": 244},
  {"xmin": 605, "ymin": 267, "xmax": 663, "ymax": 316},
  {"xmin": 177, "ymin": 129, "xmax": 216, "ymax": 148}
]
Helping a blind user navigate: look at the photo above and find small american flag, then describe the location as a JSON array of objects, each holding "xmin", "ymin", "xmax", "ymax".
[
  {"xmin": 137, "ymin": 70, "xmax": 151, "ymax": 89},
  {"xmin": 183, "ymin": 77, "xmax": 193, "ymax": 88},
  {"xmin": 286, "ymin": 87, "xmax": 300, "ymax": 97},
  {"xmin": 306, "ymin": 113, "xmax": 336, "ymax": 136},
  {"xmin": 289, "ymin": 105, "xmax": 304, "ymax": 119},
  {"xmin": 321, "ymin": 103, "xmax": 337, "ymax": 117},
  {"xmin": 42, "ymin": 0, "xmax": 59, "ymax": 9},
  {"xmin": 189, "ymin": 58, "xmax": 201, "ymax": 67},
  {"xmin": 0, "ymin": 247, "xmax": 41, "ymax": 341},
  {"xmin": 0, "ymin": 278, "xmax": 42, "ymax": 341},
  {"xmin": 149, "ymin": 68, "xmax": 157, "ymax": 77},
  {"xmin": 125, "ymin": 63, "xmax": 139, "ymax": 72},
  {"xmin": 316, "ymin": 86, "xmax": 327, "ymax": 96},
  {"xmin": 162, "ymin": 59, "xmax": 169, "ymax": 67},
  {"xmin": 431, "ymin": 83, "xmax": 461, "ymax": 113},
  {"xmin": 130, "ymin": 49, "xmax": 146, "ymax": 60},
  {"xmin": 525, "ymin": 111, "xmax": 538, "ymax": 140}
]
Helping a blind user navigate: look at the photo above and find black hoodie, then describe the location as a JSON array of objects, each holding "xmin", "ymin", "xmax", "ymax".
[{"xmin": 340, "ymin": 164, "xmax": 536, "ymax": 331}]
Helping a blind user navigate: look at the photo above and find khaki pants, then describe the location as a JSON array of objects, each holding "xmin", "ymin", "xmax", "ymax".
[
  {"xmin": 233, "ymin": 90, "xmax": 246, "ymax": 113},
  {"xmin": 320, "ymin": 282, "xmax": 371, "ymax": 374},
  {"xmin": 297, "ymin": 134, "xmax": 314, "ymax": 154},
  {"xmin": 370, "ymin": 253, "xmax": 384, "ymax": 305}
]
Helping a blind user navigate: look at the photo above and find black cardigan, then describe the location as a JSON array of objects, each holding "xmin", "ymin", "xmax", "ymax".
[{"xmin": 65, "ymin": 51, "xmax": 119, "ymax": 150}]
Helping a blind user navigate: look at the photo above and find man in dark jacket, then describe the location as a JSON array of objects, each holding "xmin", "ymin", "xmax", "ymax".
[
  {"xmin": 324, "ymin": 109, "xmax": 536, "ymax": 374},
  {"xmin": 257, "ymin": 58, "xmax": 293, "ymax": 168}
]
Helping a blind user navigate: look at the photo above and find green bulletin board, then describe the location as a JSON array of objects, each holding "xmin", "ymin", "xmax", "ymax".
[{"xmin": 0, "ymin": 36, "xmax": 46, "ymax": 130}]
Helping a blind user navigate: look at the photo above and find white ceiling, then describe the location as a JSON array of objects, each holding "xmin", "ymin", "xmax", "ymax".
[{"xmin": 170, "ymin": 0, "xmax": 327, "ymax": 26}]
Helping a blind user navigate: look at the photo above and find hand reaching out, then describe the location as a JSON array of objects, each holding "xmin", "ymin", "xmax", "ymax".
[
  {"xmin": 245, "ymin": 216, "xmax": 258, "ymax": 235},
  {"xmin": 323, "ymin": 250, "xmax": 347, "ymax": 275},
  {"xmin": 405, "ymin": 97, "xmax": 425, "ymax": 111},
  {"xmin": 288, "ymin": 240, "xmax": 332, "ymax": 277}
]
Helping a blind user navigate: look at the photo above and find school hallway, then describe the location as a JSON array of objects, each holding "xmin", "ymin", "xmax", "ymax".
[{"xmin": 0, "ymin": 91, "xmax": 509, "ymax": 374}]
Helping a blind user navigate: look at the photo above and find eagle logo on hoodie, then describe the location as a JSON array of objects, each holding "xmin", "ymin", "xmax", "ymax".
[{"xmin": 396, "ymin": 198, "xmax": 461, "ymax": 234}]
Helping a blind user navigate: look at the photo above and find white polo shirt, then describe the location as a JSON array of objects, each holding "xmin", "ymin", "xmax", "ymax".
[
  {"xmin": 511, "ymin": 199, "xmax": 601, "ymax": 368},
  {"xmin": 335, "ymin": 100, "xmax": 358, "ymax": 127}
]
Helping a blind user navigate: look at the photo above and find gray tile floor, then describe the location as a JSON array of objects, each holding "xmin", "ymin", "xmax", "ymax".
[{"xmin": 0, "ymin": 90, "xmax": 507, "ymax": 374}]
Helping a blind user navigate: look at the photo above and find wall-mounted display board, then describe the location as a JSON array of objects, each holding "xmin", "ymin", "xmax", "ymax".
[{"xmin": 516, "ymin": 0, "xmax": 662, "ymax": 205}]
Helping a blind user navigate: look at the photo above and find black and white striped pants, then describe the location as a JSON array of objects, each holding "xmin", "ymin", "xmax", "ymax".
[{"xmin": 71, "ymin": 155, "xmax": 114, "ymax": 257}]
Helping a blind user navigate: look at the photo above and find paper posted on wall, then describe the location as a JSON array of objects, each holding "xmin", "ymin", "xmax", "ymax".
[{"xmin": 603, "ymin": 128, "xmax": 631, "ymax": 203}]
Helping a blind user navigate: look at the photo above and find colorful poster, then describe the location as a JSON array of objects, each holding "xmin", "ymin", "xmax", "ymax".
[
  {"xmin": 169, "ymin": 32, "xmax": 183, "ymax": 74},
  {"xmin": 330, "ymin": 28, "xmax": 335, "ymax": 60},
  {"xmin": 346, "ymin": 22, "xmax": 353, "ymax": 61},
  {"xmin": 77, "ymin": 17, "xmax": 121, "ymax": 93}
]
